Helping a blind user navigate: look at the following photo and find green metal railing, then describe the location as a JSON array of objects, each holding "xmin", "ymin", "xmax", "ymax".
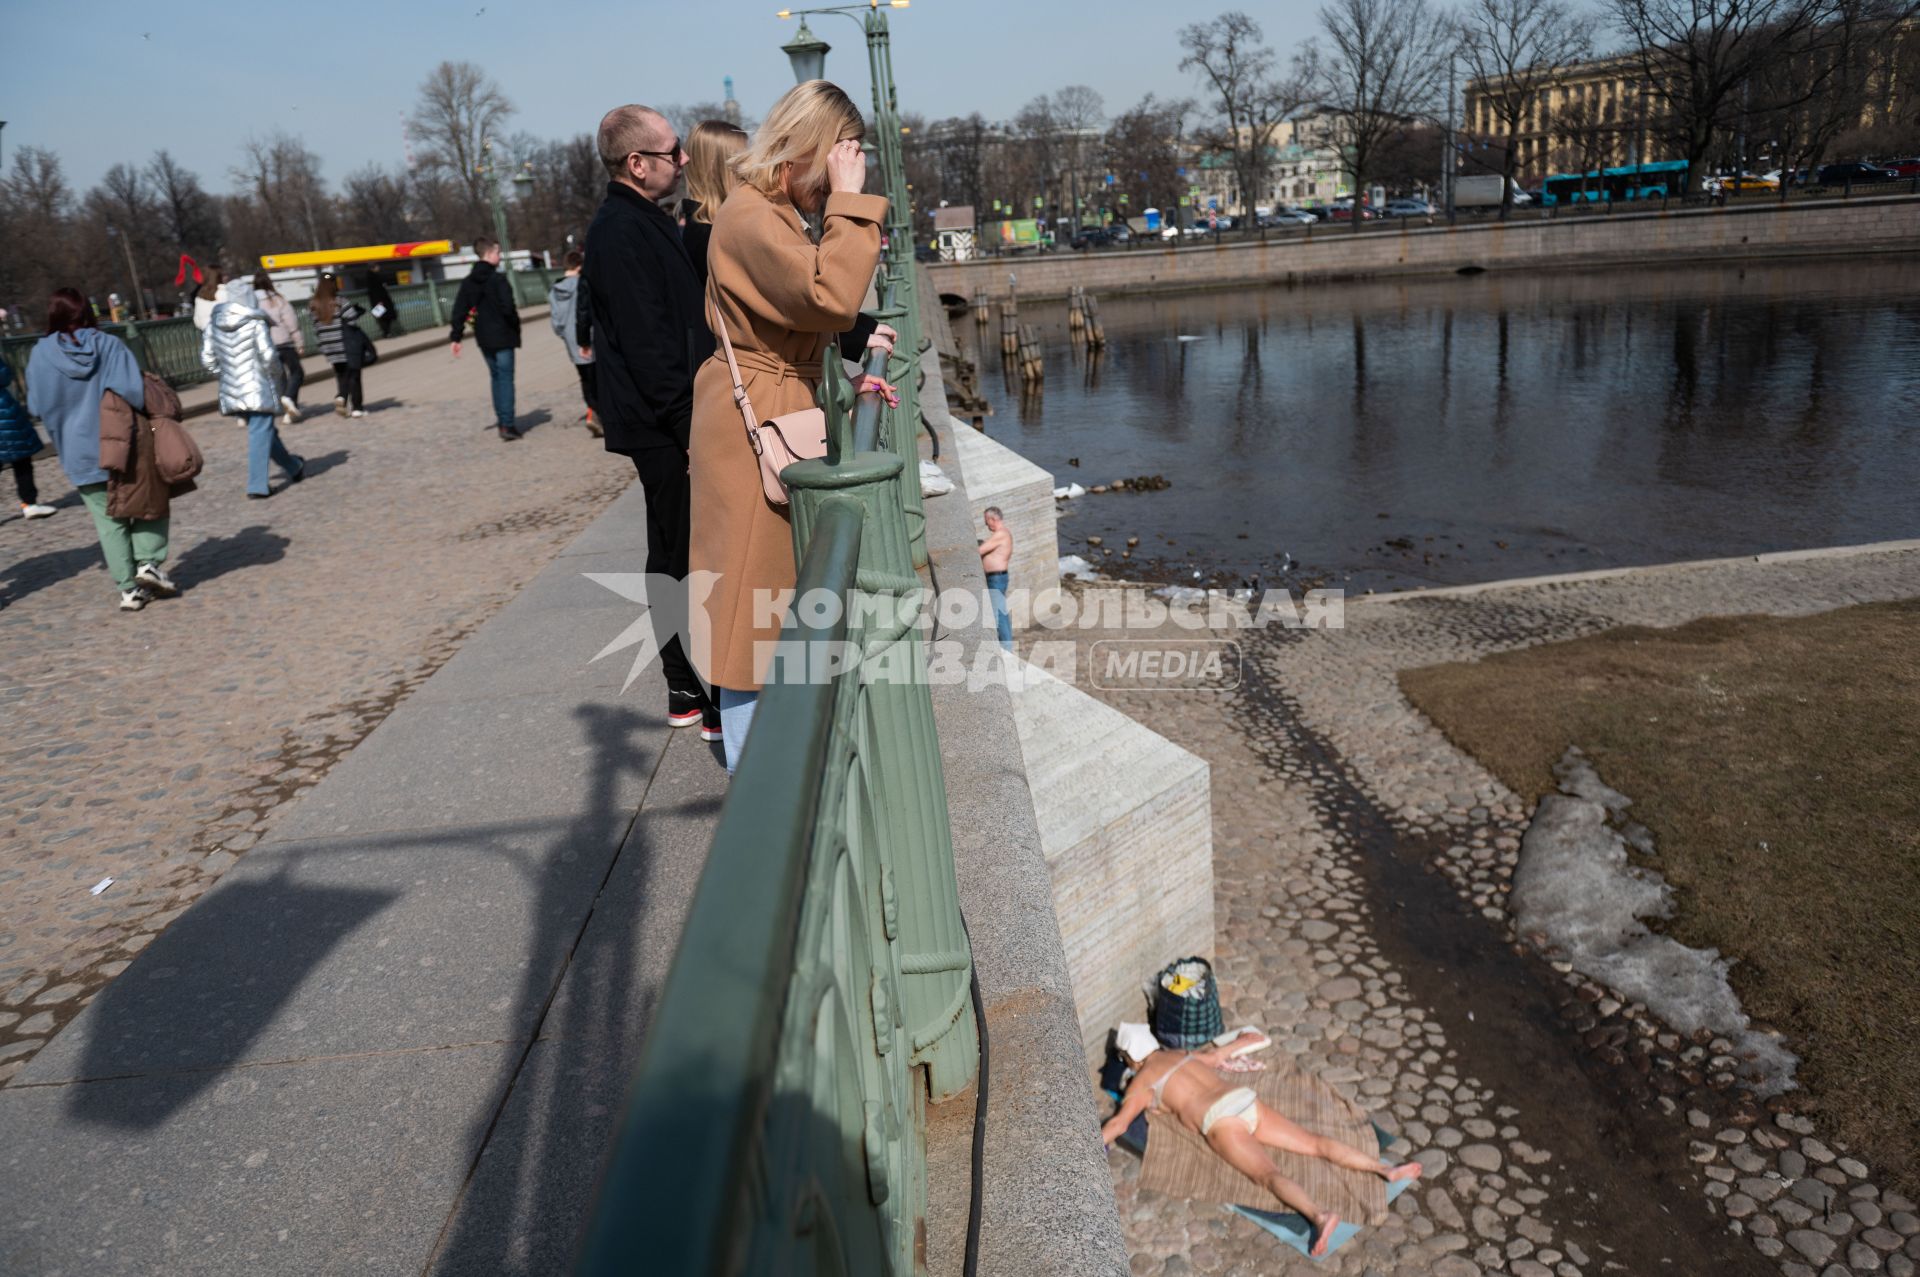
[
  {"xmin": 579, "ymin": 303, "xmax": 976, "ymax": 1277},
  {"xmin": 0, "ymin": 269, "xmax": 560, "ymax": 401}
]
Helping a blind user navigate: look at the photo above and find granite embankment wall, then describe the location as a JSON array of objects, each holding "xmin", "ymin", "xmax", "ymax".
[{"xmin": 928, "ymin": 194, "xmax": 1920, "ymax": 301}]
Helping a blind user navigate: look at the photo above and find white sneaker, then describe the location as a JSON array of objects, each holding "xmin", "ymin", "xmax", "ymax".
[
  {"xmin": 118, "ymin": 587, "xmax": 151, "ymax": 612},
  {"xmin": 134, "ymin": 562, "xmax": 179, "ymax": 597},
  {"xmin": 348, "ymin": 409, "xmax": 366, "ymax": 418},
  {"xmin": 280, "ymin": 395, "xmax": 298, "ymax": 417},
  {"xmin": 20, "ymin": 503, "xmax": 56, "ymax": 519},
  {"xmin": 334, "ymin": 397, "xmax": 349, "ymax": 418}
]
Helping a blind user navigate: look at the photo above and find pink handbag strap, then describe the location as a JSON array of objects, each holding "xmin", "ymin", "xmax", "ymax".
[
  {"xmin": 707, "ymin": 281, "xmax": 761, "ymax": 444},
  {"xmin": 707, "ymin": 278, "xmax": 827, "ymax": 451}
]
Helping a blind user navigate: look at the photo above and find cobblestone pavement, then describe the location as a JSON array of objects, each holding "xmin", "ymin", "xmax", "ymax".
[
  {"xmin": 0, "ymin": 337, "xmax": 631, "ymax": 1080},
  {"xmin": 1069, "ymin": 546, "xmax": 1920, "ymax": 1277}
]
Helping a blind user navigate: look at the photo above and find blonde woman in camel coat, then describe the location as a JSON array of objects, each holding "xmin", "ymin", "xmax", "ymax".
[{"xmin": 689, "ymin": 80, "xmax": 895, "ymax": 773}]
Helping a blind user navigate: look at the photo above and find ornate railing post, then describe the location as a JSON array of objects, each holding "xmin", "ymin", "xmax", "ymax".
[{"xmin": 787, "ymin": 357, "xmax": 979, "ymax": 1101}]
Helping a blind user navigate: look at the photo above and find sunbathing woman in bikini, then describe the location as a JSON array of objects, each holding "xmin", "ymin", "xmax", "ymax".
[{"xmin": 1100, "ymin": 1023, "xmax": 1422, "ymax": 1257}]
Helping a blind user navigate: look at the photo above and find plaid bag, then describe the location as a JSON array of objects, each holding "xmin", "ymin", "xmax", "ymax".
[{"xmin": 1151, "ymin": 956, "xmax": 1224, "ymax": 1049}]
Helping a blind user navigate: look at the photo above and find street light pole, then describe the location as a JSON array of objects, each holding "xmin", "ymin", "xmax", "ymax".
[{"xmin": 107, "ymin": 226, "xmax": 148, "ymax": 321}]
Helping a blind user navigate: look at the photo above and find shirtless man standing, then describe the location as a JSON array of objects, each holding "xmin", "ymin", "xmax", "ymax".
[
  {"xmin": 978, "ymin": 507, "xmax": 1013, "ymax": 650},
  {"xmin": 1100, "ymin": 1023, "xmax": 1422, "ymax": 1257}
]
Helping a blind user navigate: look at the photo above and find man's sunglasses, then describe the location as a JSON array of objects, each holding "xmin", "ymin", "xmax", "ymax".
[{"xmin": 632, "ymin": 139, "xmax": 685, "ymax": 164}]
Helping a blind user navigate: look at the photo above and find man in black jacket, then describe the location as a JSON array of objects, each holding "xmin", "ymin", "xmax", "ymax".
[
  {"xmin": 579, "ymin": 104, "xmax": 716, "ymax": 735},
  {"xmin": 449, "ymin": 238, "xmax": 524, "ymax": 441}
]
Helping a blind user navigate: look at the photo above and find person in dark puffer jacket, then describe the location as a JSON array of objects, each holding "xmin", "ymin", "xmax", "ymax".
[{"xmin": 0, "ymin": 360, "xmax": 55, "ymax": 519}]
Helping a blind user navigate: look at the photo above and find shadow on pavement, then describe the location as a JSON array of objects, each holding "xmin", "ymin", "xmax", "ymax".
[
  {"xmin": 0, "ymin": 543, "xmax": 106, "ymax": 608},
  {"xmin": 66, "ymin": 873, "xmax": 399, "ymax": 1129},
  {"xmin": 361, "ymin": 398, "xmax": 405, "ymax": 413},
  {"xmin": 428, "ymin": 705, "xmax": 722, "ymax": 1274},
  {"xmin": 172, "ymin": 525, "xmax": 293, "ymax": 588},
  {"xmin": 294, "ymin": 449, "xmax": 351, "ymax": 481},
  {"xmin": 512, "ymin": 409, "xmax": 554, "ymax": 436}
]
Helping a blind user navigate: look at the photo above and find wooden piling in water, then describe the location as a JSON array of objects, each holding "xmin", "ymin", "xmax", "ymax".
[
  {"xmin": 1083, "ymin": 293, "xmax": 1106, "ymax": 349},
  {"xmin": 973, "ymin": 287, "xmax": 989, "ymax": 323}
]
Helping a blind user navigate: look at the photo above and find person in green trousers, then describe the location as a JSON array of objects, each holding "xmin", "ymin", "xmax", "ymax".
[{"xmin": 25, "ymin": 288, "xmax": 177, "ymax": 611}]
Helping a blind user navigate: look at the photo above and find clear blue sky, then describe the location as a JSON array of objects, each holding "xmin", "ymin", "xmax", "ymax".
[{"xmin": 3, "ymin": 0, "xmax": 1324, "ymax": 195}]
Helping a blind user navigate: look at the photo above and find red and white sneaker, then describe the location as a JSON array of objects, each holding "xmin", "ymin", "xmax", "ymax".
[
  {"xmin": 667, "ymin": 689, "xmax": 704, "ymax": 728},
  {"xmin": 700, "ymin": 704, "xmax": 724, "ymax": 743}
]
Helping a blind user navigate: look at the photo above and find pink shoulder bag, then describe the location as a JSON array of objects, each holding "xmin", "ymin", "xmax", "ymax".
[{"xmin": 709, "ymin": 287, "xmax": 828, "ymax": 507}]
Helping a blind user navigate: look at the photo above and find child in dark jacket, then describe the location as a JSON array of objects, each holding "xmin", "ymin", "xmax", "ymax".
[{"xmin": 0, "ymin": 361, "xmax": 55, "ymax": 519}]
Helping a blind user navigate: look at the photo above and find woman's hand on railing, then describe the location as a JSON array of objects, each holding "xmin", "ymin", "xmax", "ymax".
[
  {"xmin": 866, "ymin": 324, "xmax": 898, "ymax": 356},
  {"xmin": 853, "ymin": 373, "xmax": 900, "ymax": 407}
]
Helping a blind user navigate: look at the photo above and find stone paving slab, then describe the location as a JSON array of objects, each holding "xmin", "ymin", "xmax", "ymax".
[
  {"xmin": 258, "ymin": 692, "xmax": 666, "ymax": 845},
  {"xmin": 0, "ymin": 1042, "xmax": 518, "ymax": 1277},
  {"xmin": 429, "ymin": 730, "xmax": 725, "ymax": 1276}
]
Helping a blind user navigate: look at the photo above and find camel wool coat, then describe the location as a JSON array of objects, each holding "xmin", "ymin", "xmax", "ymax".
[{"xmin": 689, "ymin": 183, "xmax": 887, "ymax": 691}]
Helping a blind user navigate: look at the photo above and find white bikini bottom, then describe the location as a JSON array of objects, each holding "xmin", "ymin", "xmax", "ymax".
[{"xmin": 1201, "ymin": 1086, "xmax": 1260, "ymax": 1136}]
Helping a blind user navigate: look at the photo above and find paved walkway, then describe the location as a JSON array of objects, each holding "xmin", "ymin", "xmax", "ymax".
[
  {"xmin": 0, "ymin": 328, "xmax": 621, "ymax": 1081},
  {"xmin": 0, "ymin": 461, "xmax": 728, "ymax": 1273},
  {"xmin": 1077, "ymin": 546, "xmax": 1920, "ymax": 1277}
]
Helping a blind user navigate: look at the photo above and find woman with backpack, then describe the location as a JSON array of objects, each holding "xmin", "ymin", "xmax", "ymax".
[
  {"xmin": 201, "ymin": 276, "xmax": 305, "ymax": 499},
  {"xmin": 26, "ymin": 288, "xmax": 175, "ymax": 610},
  {"xmin": 311, "ymin": 272, "xmax": 370, "ymax": 418}
]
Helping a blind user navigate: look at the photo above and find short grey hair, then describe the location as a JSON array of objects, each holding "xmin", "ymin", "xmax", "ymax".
[
  {"xmin": 597, "ymin": 105, "xmax": 670, "ymax": 180},
  {"xmin": 984, "ymin": 506, "xmax": 1004, "ymax": 521}
]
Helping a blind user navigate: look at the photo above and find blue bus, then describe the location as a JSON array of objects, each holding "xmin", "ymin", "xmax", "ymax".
[{"xmin": 1541, "ymin": 160, "xmax": 1690, "ymax": 205}]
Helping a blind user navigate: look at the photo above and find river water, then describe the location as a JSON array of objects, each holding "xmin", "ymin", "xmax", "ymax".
[{"xmin": 960, "ymin": 260, "xmax": 1920, "ymax": 592}]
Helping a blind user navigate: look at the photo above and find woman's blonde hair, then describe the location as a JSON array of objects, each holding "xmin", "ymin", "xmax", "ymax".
[
  {"xmin": 685, "ymin": 119, "xmax": 749, "ymax": 223},
  {"xmin": 731, "ymin": 80, "xmax": 865, "ymax": 204}
]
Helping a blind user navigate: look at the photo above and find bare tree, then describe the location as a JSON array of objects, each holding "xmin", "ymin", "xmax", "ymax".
[
  {"xmin": 231, "ymin": 132, "xmax": 333, "ymax": 254},
  {"xmin": 1610, "ymin": 0, "xmax": 1867, "ymax": 197},
  {"xmin": 339, "ymin": 164, "xmax": 417, "ymax": 244},
  {"xmin": 1103, "ymin": 94, "xmax": 1195, "ymax": 221},
  {"xmin": 1550, "ymin": 93, "xmax": 1616, "ymax": 198},
  {"xmin": 0, "ymin": 147, "xmax": 79, "ymax": 312},
  {"xmin": 1751, "ymin": 0, "xmax": 1919, "ymax": 193},
  {"xmin": 409, "ymin": 60, "xmax": 515, "ymax": 229},
  {"xmin": 146, "ymin": 150, "xmax": 223, "ymax": 261},
  {"xmin": 1456, "ymin": 0, "xmax": 1594, "ymax": 216},
  {"xmin": 1311, "ymin": 0, "xmax": 1456, "ymax": 230},
  {"xmin": 1180, "ymin": 13, "xmax": 1314, "ymax": 217}
]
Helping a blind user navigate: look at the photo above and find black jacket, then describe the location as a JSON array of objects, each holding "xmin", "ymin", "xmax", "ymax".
[
  {"xmin": 579, "ymin": 182, "xmax": 708, "ymax": 454},
  {"xmin": 449, "ymin": 260, "xmax": 522, "ymax": 353},
  {"xmin": 680, "ymin": 200, "xmax": 715, "ymax": 296}
]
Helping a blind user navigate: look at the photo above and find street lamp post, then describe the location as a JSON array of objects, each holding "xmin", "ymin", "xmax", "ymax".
[
  {"xmin": 778, "ymin": 0, "xmax": 927, "ymax": 566},
  {"xmin": 105, "ymin": 225, "xmax": 148, "ymax": 322},
  {"xmin": 477, "ymin": 136, "xmax": 537, "ymax": 297}
]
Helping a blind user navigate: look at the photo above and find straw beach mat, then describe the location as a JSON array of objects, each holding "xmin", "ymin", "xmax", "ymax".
[{"xmin": 1135, "ymin": 1057, "xmax": 1390, "ymax": 1226}]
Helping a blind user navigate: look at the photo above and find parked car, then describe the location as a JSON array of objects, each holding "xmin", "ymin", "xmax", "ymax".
[
  {"xmin": 1325, "ymin": 202, "xmax": 1377, "ymax": 222},
  {"xmin": 1383, "ymin": 198, "xmax": 1434, "ymax": 217},
  {"xmin": 1260, "ymin": 207, "xmax": 1317, "ymax": 227},
  {"xmin": 914, "ymin": 243, "xmax": 942, "ymax": 263},
  {"xmin": 1882, "ymin": 157, "xmax": 1920, "ymax": 178},
  {"xmin": 1815, "ymin": 161, "xmax": 1899, "ymax": 186},
  {"xmin": 1069, "ymin": 227, "xmax": 1116, "ymax": 251},
  {"xmin": 1719, "ymin": 173, "xmax": 1779, "ymax": 193}
]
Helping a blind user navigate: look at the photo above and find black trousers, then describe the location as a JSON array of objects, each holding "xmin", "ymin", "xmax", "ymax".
[
  {"xmin": 630, "ymin": 446, "xmax": 701, "ymax": 698},
  {"xmin": 10, "ymin": 457, "xmax": 36, "ymax": 506},
  {"xmin": 574, "ymin": 362, "xmax": 598, "ymax": 414},
  {"xmin": 332, "ymin": 364, "xmax": 364, "ymax": 410},
  {"xmin": 275, "ymin": 344, "xmax": 305, "ymax": 405}
]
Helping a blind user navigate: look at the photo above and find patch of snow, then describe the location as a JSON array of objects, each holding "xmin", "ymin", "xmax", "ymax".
[{"xmin": 1512, "ymin": 747, "xmax": 1799, "ymax": 1096}]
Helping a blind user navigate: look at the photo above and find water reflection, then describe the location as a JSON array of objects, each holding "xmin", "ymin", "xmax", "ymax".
[{"xmin": 964, "ymin": 261, "xmax": 1920, "ymax": 590}]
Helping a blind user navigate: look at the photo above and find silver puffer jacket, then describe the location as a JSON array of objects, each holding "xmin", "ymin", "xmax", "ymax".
[{"xmin": 199, "ymin": 278, "xmax": 281, "ymax": 417}]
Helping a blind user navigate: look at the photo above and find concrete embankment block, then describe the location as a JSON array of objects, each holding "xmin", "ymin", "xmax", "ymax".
[
  {"xmin": 1007, "ymin": 663, "xmax": 1215, "ymax": 1070},
  {"xmin": 949, "ymin": 424, "xmax": 1058, "ymax": 627}
]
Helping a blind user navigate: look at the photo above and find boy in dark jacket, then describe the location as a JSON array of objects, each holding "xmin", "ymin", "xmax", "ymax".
[{"xmin": 449, "ymin": 238, "xmax": 524, "ymax": 441}]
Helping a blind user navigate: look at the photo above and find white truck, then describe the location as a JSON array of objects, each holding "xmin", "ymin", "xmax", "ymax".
[{"xmin": 1452, "ymin": 175, "xmax": 1532, "ymax": 208}]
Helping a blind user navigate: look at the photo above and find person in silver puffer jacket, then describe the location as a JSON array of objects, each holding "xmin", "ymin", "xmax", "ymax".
[{"xmin": 200, "ymin": 277, "xmax": 306, "ymax": 498}]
